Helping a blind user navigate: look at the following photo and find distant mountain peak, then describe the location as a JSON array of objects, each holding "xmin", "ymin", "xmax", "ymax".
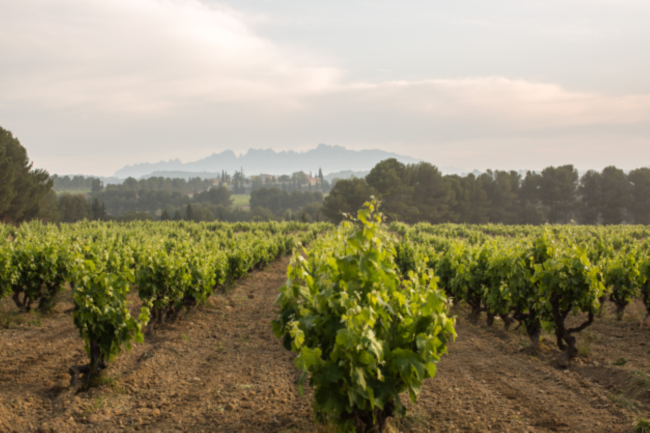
[{"xmin": 114, "ymin": 144, "xmax": 422, "ymax": 179}]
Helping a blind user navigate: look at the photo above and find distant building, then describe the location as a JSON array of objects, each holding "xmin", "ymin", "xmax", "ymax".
[
  {"xmin": 257, "ymin": 173, "xmax": 275, "ymax": 182},
  {"xmin": 305, "ymin": 174, "xmax": 320, "ymax": 186}
]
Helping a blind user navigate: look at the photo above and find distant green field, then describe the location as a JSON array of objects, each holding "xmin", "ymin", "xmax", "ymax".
[
  {"xmin": 55, "ymin": 189, "xmax": 90, "ymax": 196},
  {"xmin": 231, "ymin": 194, "xmax": 250, "ymax": 208}
]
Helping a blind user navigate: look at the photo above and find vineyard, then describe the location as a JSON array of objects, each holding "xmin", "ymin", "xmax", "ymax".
[
  {"xmin": 1, "ymin": 205, "xmax": 650, "ymax": 432},
  {"xmin": 392, "ymin": 222, "xmax": 650, "ymax": 366},
  {"xmin": 0, "ymin": 220, "xmax": 331, "ymax": 389}
]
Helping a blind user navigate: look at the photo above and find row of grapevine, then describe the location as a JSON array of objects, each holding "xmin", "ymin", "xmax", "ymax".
[
  {"xmin": 392, "ymin": 222, "xmax": 650, "ymax": 365},
  {"xmin": 273, "ymin": 201, "xmax": 456, "ymax": 432},
  {"xmin": 1, "ymin": 220, "xmax": 332, "ymax": 386}
]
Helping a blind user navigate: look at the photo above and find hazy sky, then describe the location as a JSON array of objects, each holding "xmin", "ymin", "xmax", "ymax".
[{"xmin": 1, "ymin": 0, "xmax": 649, "ymax": 176}]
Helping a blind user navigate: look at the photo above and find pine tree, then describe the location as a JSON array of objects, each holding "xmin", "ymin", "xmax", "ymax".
[
  {"xmin": 186, "ymin": 204, "xmax": 194, "ymax": 221},
  {"xmin": 628, "ymin": 167, "xmax": 650, "ymax": 224},
  {"xmin": 0, "ymin": 126, "xmax": 53, "ymax": 222},
  {"xmin": 91, "ymin": 197, "xmax": 101, "ymax": 220},
  {"xmin": 173, "ymin": 210, "xmax": 182, "ymax": 221},
  {"xmin": 91, "ymin": 178, "xmax": 104, "ymax": 194},
  {"xmin": 161, "ymin": 208, "xmax": 171, "ymax": 221},
  {"xmin": 89, "ymin": 197, "xmax": 108, "ymax": 221}
]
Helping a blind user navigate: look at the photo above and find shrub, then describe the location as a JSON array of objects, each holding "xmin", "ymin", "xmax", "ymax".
[{"xmin": 273, "ymin": 200, "xmax": 456, "ymax": 432}]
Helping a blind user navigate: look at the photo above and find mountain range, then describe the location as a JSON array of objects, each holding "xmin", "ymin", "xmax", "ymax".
[{"xmin": 114, "ymin": 144, "xmax": 423, "ymax": 179}]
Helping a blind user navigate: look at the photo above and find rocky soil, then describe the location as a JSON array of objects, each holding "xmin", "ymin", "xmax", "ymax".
[{"xmin": 1, "ymin": 256, "xmax": 649, "ymax": 432}]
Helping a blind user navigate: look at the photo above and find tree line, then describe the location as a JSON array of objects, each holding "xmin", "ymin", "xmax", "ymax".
[
  {"xmin": 2, "ymin": 125, "xmax": 649, "ymax": 225},
  {"xmin": 50, "ymin": 171, "xmax": 328, "ymax": 221},
  {"xmin": 322, "ymin": 159, "xmax": 650, "ymax": 225},
  {"xmin": 52, "ymin": 174, "xmax": 215, "ymax": 195}
]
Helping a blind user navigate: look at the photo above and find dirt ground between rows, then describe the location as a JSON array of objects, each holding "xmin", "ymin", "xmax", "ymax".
[{"xmin": 1, "ymin": 256, "xmax": 649, "ymax": 433}]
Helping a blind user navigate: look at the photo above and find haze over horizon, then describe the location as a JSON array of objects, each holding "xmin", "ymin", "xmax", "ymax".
[{"xmin": 1, "ymin": 0, "xmax": 649, "ymax": 177}]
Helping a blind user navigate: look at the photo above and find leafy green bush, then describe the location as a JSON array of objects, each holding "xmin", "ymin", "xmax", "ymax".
[
  {"xmin": 273, "ymin": 200, "xmax": 456, "ymax": 432},
  {"xmin": 532, "ymin": 233, "xmax": 605, "ymax": 364},
  {"xmin": 0, "ymin": 239, "xmax": 15, "ymax": 300},
  {"xmin": 604, "ymin": 250, "xmax": 644, "ymax": 320},
  {"xmin": 70, "ymin": 247, "xmax": 149, "ymax": 387},
  {"xmin": 136, "ymin": 241, "xmax": 194, "ymax": 329},
  {"xmin": 10, "ymin": 233, "xmax": 73, "ymax": 312}
]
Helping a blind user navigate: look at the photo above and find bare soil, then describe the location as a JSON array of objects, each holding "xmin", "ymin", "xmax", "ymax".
[{"xmin": 1, "ymin": 258, "xmax": 649, "ymax": 433}]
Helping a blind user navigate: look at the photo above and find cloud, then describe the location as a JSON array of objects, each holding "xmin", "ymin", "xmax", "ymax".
[
  {"xmin": 0, "ymin": 0, "xmax": 340, "ymax": 114},
  {"xmin": 0, "ymin": 0, "xmax": 649, "ymax": 174}
]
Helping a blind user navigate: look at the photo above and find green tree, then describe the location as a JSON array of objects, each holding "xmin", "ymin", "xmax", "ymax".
[
  {"xmin": 447, "ymin": 174, "xmax": 489, "ymax": 224},
  {"xmin": 185, "ymin": 204, "xmax": 195, "ymax": 221},
  {"xmin": 627, "ymin": 167, "xmax": 650, "ymax": 224},
  {"xmin": 194, "ymin": 185, "xmax": 232, "ymax": 207},
  {"xmin": 90, "ymin": 197, "xmax": 107, "ymax": 220},
  {"xmin": 161, "ymin": 208, "xmax": 171, "ymax": 221},
  {"xmin": 91, "ymin": 178, "xmax": 104, "ymax": 194},
  {"xmin": 538, "ymin": 165, "xmax": 578, "ymax": 223},
  {"xmin": 292, "ymin": 171, "xmax": 309, "ymax": 186},
  {"xmin": 0, "ymin": 143, "xmax": 14, "ymax": 214},
  {"xmin": 251, "ymin": 206, "xmax": 275, "ymax": 222},
  {"xmin": 38, "ymin": 190, "xmax": 60, "ymax": 223},
  {"xmin": 517, "ymin": 171, "xmax": 544, "ymax": 224},
  {"xmin": 480, "ymin": 170, "xmax": 521, "ymax": 224},
  {"xmin": 300, "ymin": 202, "xmax": 323, "ymax": 222},
  {"xmin": 410, "ymin": 162, "xmax": 454, "ymax": 223},
  {"xmin": 123, "ymin": 177, "xmax": 138, "ymax": 189},
  {"xmin": 578, "ymin": 170, "xmax": 601, "ymax": 224},
  {"xmin": 0, "ymin": 126, "xmax": 53, "ymax": 222},
  {"xmin": 365, "ymin": 159, "xmax": 417, "ymax": 222},
  {"xmin": 321, "ymin": 178, "xmax": 376, "ymax": 223},
  {"xmin": 57, "ymin": 194, "xmax": 91, "ymax": 222},
  {"xmin": 173, "ymin": 210, "xmax": 182, "ymax": 221},
  {"xmin": 599, "ymin": 166, "xmax": 629, "ymax": 225}
]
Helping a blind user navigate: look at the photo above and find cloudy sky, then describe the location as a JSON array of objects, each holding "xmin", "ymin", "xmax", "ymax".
[{"xmin": 1, "ymin": 0, "xmax": 649, "ymax": 176}]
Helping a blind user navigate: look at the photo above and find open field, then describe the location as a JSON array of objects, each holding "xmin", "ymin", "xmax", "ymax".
[
  {"xmin": 1, "ymin": 254, "xmax": 648, "ymax": 433},
  {"xmin": 230, "ymin": 194, "xmax": 250, "ymax": 209},
  {"xmin": 54, "ymin": 190, "xmax": 91, "ymax": 196}
]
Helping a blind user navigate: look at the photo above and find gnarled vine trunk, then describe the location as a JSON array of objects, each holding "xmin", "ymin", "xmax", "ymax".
[
  {"xmin": 467, "ymin": 290, "xmax": 484, "ymax": 324},
  {"xmin": 550, "ymin": 295, "xmax": 594, "ymax": 367},
  {"xmin": 487, "ymin": 312, "xmax": 513, "ymax": 330},
  {"xmin": 12, "ymin": 289, "xmax": 33, "ymax": 311},
  {"xmin": 500, "ymin": 313, "xmax": 514, "ymax": 331},
  {"xmin": 597, "ymin": 295, "xmax": 606, "ymax": 318},
  {"xmin": 69, "ymin": 339, "xmax": 107, "ymax": 389},
  {"xmin": 609, "ymin": 293, "xmax": 629, "ymax": 321},
  {"xmin": 343, "ymin": 400, "xmax": 395, "ymax": 433},
  {"xmin": 514, "ymin": 308, "xmax": 541, "ymax": 351},
  {"xmin": 11, "ymin": 282, "xmax": 61, "ymax": 313},
  {"xmin": 37, "ymin": 282, "xmax": 61, "ymax": 313}
]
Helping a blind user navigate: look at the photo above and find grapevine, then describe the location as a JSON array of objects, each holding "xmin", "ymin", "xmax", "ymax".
[{"xmin": 273, "ymin": 200, "xmax": 456, "ymax": 432}]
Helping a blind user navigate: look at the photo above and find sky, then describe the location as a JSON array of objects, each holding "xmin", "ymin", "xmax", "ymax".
[{"xmin": 1, "ymin": 0, "xmax": 649, "ymax": 176}]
